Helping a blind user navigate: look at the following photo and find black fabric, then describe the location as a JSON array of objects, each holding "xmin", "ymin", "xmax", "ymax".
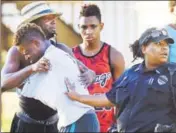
[
  {"xmin": 19, "ymin": 96, "xmax": 57, "ymax": 120},
  {"xmin": 10, "ymin": 114, "xmax": 58, "ymax": 133}
]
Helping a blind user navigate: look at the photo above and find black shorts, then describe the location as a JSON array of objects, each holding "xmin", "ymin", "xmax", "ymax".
[{"xmin": 10, "ymin": 113, "xmax": 58, "ymax": 133}]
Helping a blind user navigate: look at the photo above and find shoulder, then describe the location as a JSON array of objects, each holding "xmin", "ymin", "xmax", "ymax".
[
  {"xmin": 168, "ymin": 62, "xmax": 176, "ymax": 67},
  {"xmin": 50, "ymin": 40, "xmax": 73, "ymax": 56},
  {"xmin": 7, "ymin": 46, "xmax": 21, "ymax": 59},
  {"xmin": 50, "ymin": 40, "xmax": 67, "ymax": 49},
  {"xmin": 125, "ymin": 63, "xmax": 141, "ymax": 75},
  {"xmin": 131, "ymin": 63, "xmax": 141, "ymax": 69},
  {"xmin": 108, "ymin": 45, "xmax": 125, "ymax": 67},
  {"xmin": 158, "ymin": 63, "xmax": 176, "ymax": 84},
  {"xmin": 8, "ymin": 46, "xmax": 19, "ymax": 54},
  {"xmin": 163, "ymin": 62, "xmax": 176, "ymax": 72},
  {"xmin": 166, "ymin": 62, "xmax": 176, "ymax": 74},
  {"xmin": 109, "ymin": 45, "xmax": 124, "ymax": 60},
  {"xmin": 166, "ymin": 63, "xmax": 176, "ymax": 85},
  {"xmin": 72, "ymin": 45, "xmax": 79, "ymax": 52}
]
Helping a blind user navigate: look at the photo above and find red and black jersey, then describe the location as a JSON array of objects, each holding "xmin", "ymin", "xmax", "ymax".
[{"xmin": 72, "ymin": 43, "xmax": 115, "ymax": 132}]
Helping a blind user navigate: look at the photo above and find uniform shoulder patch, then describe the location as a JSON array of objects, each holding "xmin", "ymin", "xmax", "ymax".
[{"xmin": 157, "ymin": 75, "xmax": 168, "ymax": 85}]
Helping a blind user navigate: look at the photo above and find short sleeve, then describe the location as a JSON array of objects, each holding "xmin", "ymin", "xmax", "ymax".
[{"xmin": 106, "ymin": 70, "xmax": 128, "ymax": 104}]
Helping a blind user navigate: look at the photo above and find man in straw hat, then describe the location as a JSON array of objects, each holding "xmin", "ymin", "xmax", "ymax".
[{"xmin": 1, "ymin": 1, "xmax": 96, "ymax": 132}]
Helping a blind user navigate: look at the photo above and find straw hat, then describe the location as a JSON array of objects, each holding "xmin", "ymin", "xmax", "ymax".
[{"xmin": 20, "ymin": 1, "xmax": 62, "ymax": 25}]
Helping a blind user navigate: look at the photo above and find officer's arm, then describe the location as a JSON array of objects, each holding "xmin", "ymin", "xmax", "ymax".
[
  {"xmin": 110, "ymin": 46, "xmax": 125, "ymax": 81},
  {"xmin": 66, "ymin": 92, "xmax": 115, "ymax": 107},
  {"xmin": 1, "ymin": 47, "xmax": 33, "ymax": 92},
  {"xmin": 65, "ymin": 72, "xmax": 128, "ymax": 107}
]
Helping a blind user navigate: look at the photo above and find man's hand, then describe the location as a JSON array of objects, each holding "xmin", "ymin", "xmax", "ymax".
[
  {"xmin": 65, "ymin": 77, "xmax": 81, "ymax": 101},
  {"xmin": 31, "ymin": 57, "xmax": 50, "ymax": 73},
  {"xmin": 77, "ymin": 60, "xmax": 96, "ymax": 87}
]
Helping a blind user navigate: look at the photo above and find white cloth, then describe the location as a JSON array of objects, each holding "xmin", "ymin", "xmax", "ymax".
[{"xmin": 21, "ymin": 45, "xmax": 94, "ymax": 128}]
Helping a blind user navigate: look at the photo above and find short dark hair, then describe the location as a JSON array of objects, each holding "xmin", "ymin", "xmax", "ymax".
[
  {"xmin": 13, "ymin": 23, "xmax": 46, "ymax": 46},
  {"xmin": 79, "ymin": 4, "xmax": 102, "ymax": 22}
]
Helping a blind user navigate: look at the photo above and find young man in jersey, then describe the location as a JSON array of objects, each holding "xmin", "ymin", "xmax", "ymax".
[
  {"xmin": 1, "ymin": 2, "xmax": 95, "ymax": 132},
  {"xmin": 72, "ymin": 4, "xmax": 125, "ymax": 132}
]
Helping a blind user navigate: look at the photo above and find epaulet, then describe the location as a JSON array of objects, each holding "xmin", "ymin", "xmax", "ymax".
[
  {"xmin": 130, "ymin": 63, "xmax": 141, "ymax": 71},
  {"xmin": 167, "ymin": 63, "xmax": 176, "ymax": 75},
  {"xmin": 122, "ymin": 63, "xmax": 140, "ymax": 76}
]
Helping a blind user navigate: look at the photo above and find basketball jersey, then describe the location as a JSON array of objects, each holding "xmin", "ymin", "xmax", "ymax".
[{"xmin": 72, "ymin": 43, "xmax": 115, "ymax": 132}]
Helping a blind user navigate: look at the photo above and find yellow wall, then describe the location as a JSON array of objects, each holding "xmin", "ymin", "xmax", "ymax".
[{"xmin": 56, "ymin": 19, "xmax": 82, "ymax": 48}]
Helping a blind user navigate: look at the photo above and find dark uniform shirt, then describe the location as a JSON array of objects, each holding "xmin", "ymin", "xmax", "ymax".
[{"xmin": 106, "ymin": 62, "xmax": 176, "ymax": 132}]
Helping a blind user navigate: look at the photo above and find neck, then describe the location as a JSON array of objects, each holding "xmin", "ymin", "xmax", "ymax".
[
  {"xmin": 82, "ymin": 39, "xmax": 102, "ymax": 51},
  {"xmin": 144, "ymin": 60, "xmax": 160, "ymax": 71},
  {"xmin": 46, "ymin": 33, "xmax": 55, "ymax": 40},
  {"xmin": 44, "ymin": 40, "xmax": 52, "ymax": 51}
]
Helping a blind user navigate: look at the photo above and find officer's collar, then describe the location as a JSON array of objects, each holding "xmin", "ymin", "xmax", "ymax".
[{"xmin": 134, "ymin": 61, "xmax": 169, "ymax": 74}]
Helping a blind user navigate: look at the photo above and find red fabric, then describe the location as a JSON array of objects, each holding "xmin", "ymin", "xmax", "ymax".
[{"xmin": 73, "ymin": 43, "xmax": 115, "ymax": 132}]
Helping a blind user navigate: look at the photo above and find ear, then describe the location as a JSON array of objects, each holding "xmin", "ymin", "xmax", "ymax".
[
  {"xmin": 17, "ymin": 46, "xmax": 25, "ymax": 55},
  {"xmin": 141, "ymin": 45, "xmax": 146, "ymax": 55},
  {"xmin": 100, "ymin": 22, "xmax": 104, "ymax": 31}
]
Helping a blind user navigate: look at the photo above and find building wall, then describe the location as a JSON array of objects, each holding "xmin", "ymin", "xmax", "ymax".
[{"xmin": 56, "ymin": 19, "xmax": 82, "ymax": 48}]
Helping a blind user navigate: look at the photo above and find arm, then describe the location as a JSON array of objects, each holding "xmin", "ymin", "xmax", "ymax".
[
  {"xmin": 77, "ymin": 93, "xmax": 114, "ymax": 107},
  {"xmin": 65, "ymin": 69, "xmax": 129, "ymax": 108},
  {"xmin": 64, "ymin": 78, "xmax": 115, "ymax": 107},
  {"xmin": 76, "ymin": 59, "xmax": 96, "ymax": 86},
  {"xmin": 65, "ymin": 91, "xmax": 114, "ymax": 107},
  {"xmin": 1, "ymin": 47, "xmax": 50, "ymax": 92},
  {"xmin": 110, "ymin": 47, "xmax": 125, "ymax": 81},
  {"xmin": 54, "ymin": 42, "xmax": 96, "ymax": 85},
  {"xmin": 1, "ymin": 47, "xmax": 32, "ymax": 92}
]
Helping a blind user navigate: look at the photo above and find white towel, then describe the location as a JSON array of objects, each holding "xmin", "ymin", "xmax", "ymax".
[{"xmin": 21, "ymin": 45, "xmax": 94, "ymax": 128}]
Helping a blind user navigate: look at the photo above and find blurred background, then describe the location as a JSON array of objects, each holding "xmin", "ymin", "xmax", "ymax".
[{"xmin": 0, "ymin": 1, "xmax": 173, "ymax": 132}]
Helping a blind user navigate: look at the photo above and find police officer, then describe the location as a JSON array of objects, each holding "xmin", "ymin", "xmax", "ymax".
[{"xmin": 65, "ymin": 27, "xmax": 176, "ymax": 132}]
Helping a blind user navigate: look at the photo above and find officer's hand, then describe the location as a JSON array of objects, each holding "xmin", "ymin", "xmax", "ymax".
[
  {"xmin": 77, "ymin": 61, "xmax": 96, "ymax": 87},
  {"xmin": 64, "ymin": 77, "xmax": 81, "ymax": 101},
  {"xmin": 31, "ymin": 57, "xmax": 50, "ymax": 73}
]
